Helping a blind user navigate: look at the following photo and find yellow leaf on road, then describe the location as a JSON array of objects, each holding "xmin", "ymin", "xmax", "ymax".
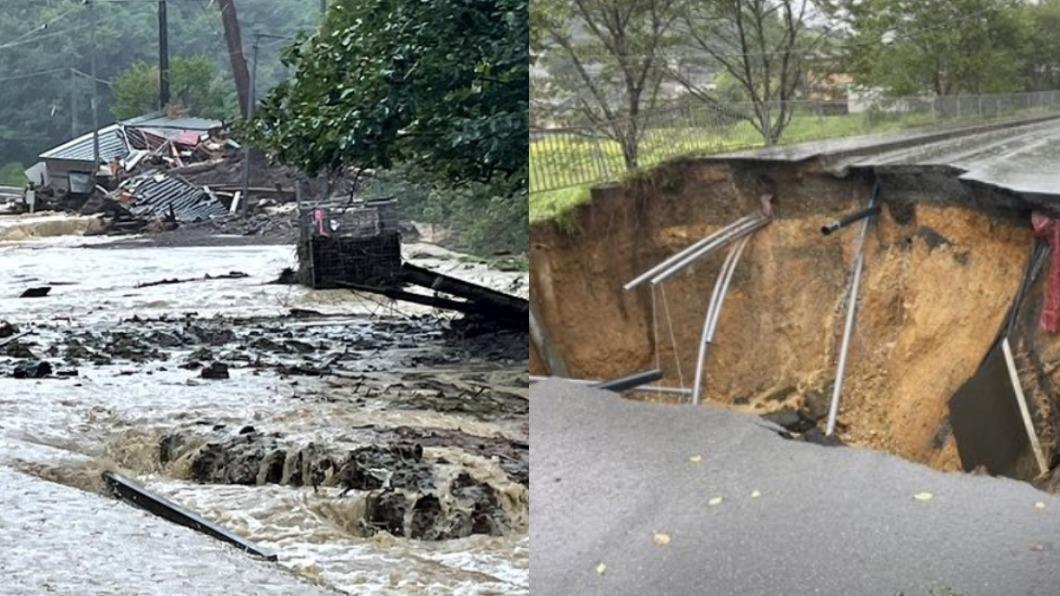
[
  {"xmin": 653, "ymin": 532, "xmax": 671, "ymax": 546},
  {"xmin": 688, "ymin": 455, "xmax": 703, "ymax": 463},
  {"xmin": 595, "ymin": 563, "xmax": 607, "ymax": 575},
  {"xmin": 913, "ymin": 492, "xmax": 933, "ymax": 501},
  {"xmin": 750, "ymin": 490, "xmax": 761, "ymax": 499},
  {"xmin": 1035, "ymin": 501, "xmax": 1046, "ymax": 510},
  {"xmin": 708, "ymin": 496, "xmax": 724, "ymax": 507}
]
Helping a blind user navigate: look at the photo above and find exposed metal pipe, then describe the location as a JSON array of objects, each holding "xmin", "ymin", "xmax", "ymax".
[
  {"xmin": 592, "ymin": 369, "xmax": 664, "ymax": 392},
  {"xmin": 825, "ymin": 184, "xmax": 880, "ymax": 436},
  {"xmin": 707, "ymin": 234, "xmax": 752, "ymax": 341},
  {"xmin": 623, "ymin": 215, "xmax": 754, "ymax": 291},
  {"xmin": 528, "ymin": 375, "xmax": 691, "ymax": 395},
  {"xmin": 820, "ymin": 205, "xmax": 881, "ymax": 236},
  {"xmin": 1001, "ymin": 338, "xmax": 1049, "ymax": 477},
  {"xmin": 651, "ymin": 216, "xmax": 769, "ymax": 286},
  {"xmin": 529, "ymin": 300, "xmax": 569, "ymax": 377},
  {"xmin": 691, "ymin": 235, "xmax": 745, "ymax": 405}
]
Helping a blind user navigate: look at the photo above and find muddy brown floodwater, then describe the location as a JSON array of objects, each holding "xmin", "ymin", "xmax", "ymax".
[{"xmin": 0, "ymin": 214, "xmax": 529, "ymax": 595}]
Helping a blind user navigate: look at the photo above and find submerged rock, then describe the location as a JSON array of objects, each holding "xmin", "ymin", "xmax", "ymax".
[
  {"xmin": 200, "ymin": 362, "xmax": 230, "ymax": 380},
  {"xmin": 12, "ymin": 360, "xmax": 52, "ymax": 379},
  {"xmin": 0, "ymin": 320, "xmax": 17, "ymax": 338},
  {"xmin": 155, "ymin": 426, "xmax": 518, "ymax": 541}
]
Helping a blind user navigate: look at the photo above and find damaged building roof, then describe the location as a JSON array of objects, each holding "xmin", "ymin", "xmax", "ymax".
[
  {"xmin": 39, "ymin": 123, "xmax": 129, "ymax": 163},
  {"xmin": 37, "ymin": 113, "xmax": 225, "ymax": 164}
]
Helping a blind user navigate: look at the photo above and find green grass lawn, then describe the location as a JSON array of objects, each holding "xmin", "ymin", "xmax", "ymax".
[{"xmin": 528, "ymin": 106, "xmax": 1033, "ymax": 225}]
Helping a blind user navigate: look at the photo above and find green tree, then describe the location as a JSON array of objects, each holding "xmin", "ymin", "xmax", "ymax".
[
  {"xmin": 1019, "ymin": 0, "xmax": 1060, "ymax": 91},
  {"xmin": 672, "ymin": 0, "xmax": 830, "ymax": 145},
  {"xmin": 247, "ymin": 0, "xmax": 528, "ymax": 198},
  {"xmin": 838, "ymin": 0, "xmax": 1028, "ymax": 96},
  {"xmin": 0, "ymin": 0, "xmax": 321, "ymax": 168},
  {"xmin": 111, "ymin": 57, "xmax": 233, "ymax": 120},
  {"xmin": 0, "ymin": 161, "xmax": 24, "ymax": 186},
  {"xmin": 531, "ymin": 0, "xmax": 681, "ymax": 169}
]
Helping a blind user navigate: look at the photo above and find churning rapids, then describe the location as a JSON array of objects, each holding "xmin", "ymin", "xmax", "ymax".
[{"xmin": 0, "ymin": 216, "xmax": 529, "ymax": 595}]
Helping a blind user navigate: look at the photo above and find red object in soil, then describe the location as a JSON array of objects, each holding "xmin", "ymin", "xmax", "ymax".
[{"xmin": 1032, "ymin": 211, "xmax": 1060, "ymax": 333}]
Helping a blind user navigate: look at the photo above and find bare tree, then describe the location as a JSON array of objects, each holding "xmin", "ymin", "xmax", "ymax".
[
  {"xmin": 673, "ymin": 0, "xmax": 827, "ymax": 144},
  {"xmin": 536, "ymin": 0, "xmax": 681, "ymax": 170}
]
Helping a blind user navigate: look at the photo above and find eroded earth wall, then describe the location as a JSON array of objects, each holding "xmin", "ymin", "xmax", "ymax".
[{"xmin": 530, "ymin": 157, "xmax": 1053, "ymax": 470}]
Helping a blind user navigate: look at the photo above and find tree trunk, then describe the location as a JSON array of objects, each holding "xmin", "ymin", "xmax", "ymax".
[
  {"xmin": 621, "ymin": 125, "xmax": 639, "ymax": 170},
  {"xmin": 218, "ymin": 0, "xmax": 252, "ymax": 118}
]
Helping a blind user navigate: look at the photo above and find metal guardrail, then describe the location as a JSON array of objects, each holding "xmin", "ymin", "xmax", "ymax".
[{"xmin": 530, "ymin": 90, "xmax": 1060, "ymax": 194}]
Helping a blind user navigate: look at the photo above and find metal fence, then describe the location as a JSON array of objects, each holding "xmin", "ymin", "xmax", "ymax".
[{"xmin": 529, "ymin": 90, "xmax": 1060, "ymax": 194}]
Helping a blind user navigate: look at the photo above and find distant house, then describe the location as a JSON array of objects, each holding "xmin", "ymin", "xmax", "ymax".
[{"xmin": 27, "ymin": 113, "xmax": 224, "ymax": 194}]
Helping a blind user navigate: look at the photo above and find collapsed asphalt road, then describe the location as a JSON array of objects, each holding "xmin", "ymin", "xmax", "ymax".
[{"xmin": 531, "ymin": 380, "xmax": 1060, "ymax": 595}]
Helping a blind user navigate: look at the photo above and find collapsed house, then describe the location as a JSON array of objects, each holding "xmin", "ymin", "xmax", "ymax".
[
  {"xmin": 24, "ymin": 112, "xmax": 241, "ymax": 230},
  {"xmin": 28, "ymin": 113, "xmax": 227, "ymax": 194}
]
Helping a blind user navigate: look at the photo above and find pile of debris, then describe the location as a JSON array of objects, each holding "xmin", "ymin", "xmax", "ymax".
[{"xmin": 21, "ymin": 112, "xmax": 301, "ymax": 235}]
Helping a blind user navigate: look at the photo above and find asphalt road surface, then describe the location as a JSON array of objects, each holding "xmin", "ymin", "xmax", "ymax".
[{"xmin": 531, "ymin": 380, "xmax": 1060, "ymax": 595}]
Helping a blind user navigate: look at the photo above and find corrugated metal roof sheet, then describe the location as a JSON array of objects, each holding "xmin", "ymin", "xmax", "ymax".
[
  {"xmin": 123, "ymin": 171, "xmax": 228, "ymax": 222},
  {"xmin": 123, "ymin": 114, "xmax": 223, "ymax": 134},
  {"xmin": 39, "ymin": 124, "xmax": 129, "ymax": 163},
  {"xmin": 39, "ymin": 113, "xmax": 224, "ymax": 163}
]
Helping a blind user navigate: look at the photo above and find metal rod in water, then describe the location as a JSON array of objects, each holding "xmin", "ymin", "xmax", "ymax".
[
  {"xmin": 624, "ymin": 215, "xmax": 754, "ymax": 291},
  {"xmin": 651, "ymin": 217, "xmax": 768, "ymax": 286},
  {"xmin": 825, "ymin": 186, "xmax": 880, "ymax": 436},
  {"xmin": 103, "ymin": 471, "xmax": 277, "ymax": 560},
  {"xmin": 691, "ymin": 235, "xmax": 746, "ymax": 405}
]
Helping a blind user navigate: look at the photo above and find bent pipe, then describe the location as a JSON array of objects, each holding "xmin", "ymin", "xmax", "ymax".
[
  {"xmin": 592, "ymin": 369, "xmax": 664, "ymax": 392},
  {"xmin": 825, "ymin": 182, "xmax": 881, "ymax": 436},
  {"xmin": 691, "ymin": 235, "xmax": 748, "ymax": 405},
  {"xmin": 651, "ymin": 217, "xmax": 769, "ymax": 286},
  {"xmin": 624, "ymin": 215, "xmax": 755, "ymax": 291},
  {"xmin": 821, "ymin": 205, "xmax": 881, "ymax": 236},
  {"xmin": 103, "ymin": 471, "xmax": 278, "ymax": 561}
]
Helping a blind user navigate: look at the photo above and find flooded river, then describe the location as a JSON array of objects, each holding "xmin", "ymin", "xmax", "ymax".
[{"xmin": 0, "ymin": 216, "xmax": 529, "ymax": 595}]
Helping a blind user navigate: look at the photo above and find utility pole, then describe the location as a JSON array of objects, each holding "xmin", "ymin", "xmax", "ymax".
[
  {"xmin": 217, "ymin": 0, "xmax": 251, "ymax": 118},
  {"xmin": 239, "ymin": 31, "xmax": 260, "ymax": 218},
  {"xmin": 158, "ymin": 0, "xmax": 170, "ymax": 110},
  {"xmin": 69, "ymin": 68, "xmax": 78, "ymax": 139},
  {"xmin": 320, "ymin": 0, "xmax": 327, "ymax": 16},
  {"xmin": 89, "ymin": 0, "xmax": 100, "ymax": 181}
]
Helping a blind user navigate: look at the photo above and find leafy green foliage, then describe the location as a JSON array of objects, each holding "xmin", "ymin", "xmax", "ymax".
[
  {"xmin": 246, "ymin": 0, "xmax": 528, "ymax": 197},
  {"xmin": 0, "ymin": 161, "xmax": 25, "ymax": 186},
  {"xmin": 374, "ymin": 163, "xmax": 528, "ymax": 256},
  {"xmin": 839, "ymin": 0, "xmax": 1030, "ymax": 95},
  {"xmin": 111, "ymin": 57, "xmax": 232, "ymax": 120},
  {"xmin": 0, "ymin": 0, "xmax": 321, "ymax": 167}
]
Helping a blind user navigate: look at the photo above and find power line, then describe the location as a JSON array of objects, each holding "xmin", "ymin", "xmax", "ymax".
[
  {"xmin": 0, "ymin": 68, "xmax": 70, "ymax": 84},
  {"xmin": 0, "ymin": 23, "xmax": 94, "ymax": 51}
]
